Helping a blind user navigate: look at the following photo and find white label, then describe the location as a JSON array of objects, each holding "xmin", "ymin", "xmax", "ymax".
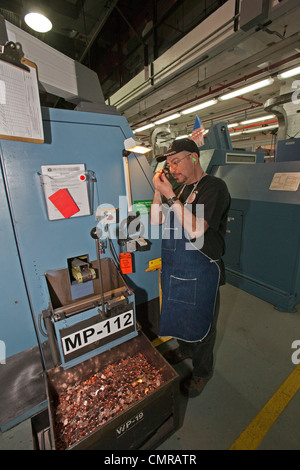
[
  {"xmin": 61, "ymin": 310, "xmax": 134, "ymax": 355},
  {"xmin": 269, "ymin": 172, "xmax": 300, "ymax": 191}
]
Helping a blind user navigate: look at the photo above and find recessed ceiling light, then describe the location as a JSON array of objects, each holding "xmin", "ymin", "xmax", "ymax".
[{"xmin": 24, "ymin": 12, "xmax": 52, "ymax": 33}]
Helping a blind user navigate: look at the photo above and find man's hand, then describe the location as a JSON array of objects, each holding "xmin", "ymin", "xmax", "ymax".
[{"xmin": 153, "ymin": 169, "xmax": 174, "ymax": 199}]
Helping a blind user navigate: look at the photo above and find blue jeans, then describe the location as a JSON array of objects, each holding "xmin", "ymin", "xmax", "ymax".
[{"xmin": 177, "ymin": 290, "xmax": 220, "ymax": 378}]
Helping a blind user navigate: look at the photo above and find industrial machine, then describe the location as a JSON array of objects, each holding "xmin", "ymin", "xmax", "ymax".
[
  {"xmin": 152, "ymin": 120, "xmax": 299, "ymax": 313},
  {"xmin": 0, "ymin": 103, "xmax": 179, "ymax": 448},
  {"xmin": 0, "ymin": 19, "xmax": 180, "ymax": 448},
  {"xmin": 200, "ymin": 122, "xmax": 300, "ymax": 313}
]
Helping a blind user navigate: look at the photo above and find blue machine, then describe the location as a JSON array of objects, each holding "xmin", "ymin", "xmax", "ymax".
[
  {"xmin": 202, "ymin": 123, "xmax": 300, "ymax": 313},
  {"xmin": 0, "ymin": 107, "xmax": 161, "ymax": 430}
]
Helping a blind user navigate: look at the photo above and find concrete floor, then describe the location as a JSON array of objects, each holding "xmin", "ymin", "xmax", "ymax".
[{"xmin": 1, "ymin": 283, "xmax": 300, "ymax": 450}]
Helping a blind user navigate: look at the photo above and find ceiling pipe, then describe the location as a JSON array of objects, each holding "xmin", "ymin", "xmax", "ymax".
[
  {"xmin": 231, "ymin": 119, "xmax": 278, "ymax": 132},
  {"xmin": 131, "ymin": 52, "xmax": 300, "ymax": 129}
]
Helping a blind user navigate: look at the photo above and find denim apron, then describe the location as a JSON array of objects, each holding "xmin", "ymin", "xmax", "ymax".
[{"xmin": 159, "ymin": 194, "xmax": 220, "ymax": 342}]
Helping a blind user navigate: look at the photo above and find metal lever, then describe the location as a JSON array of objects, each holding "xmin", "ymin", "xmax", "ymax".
[{"xmin": 90, "ymin": 227, "xmax": 106, "ymax": 316}]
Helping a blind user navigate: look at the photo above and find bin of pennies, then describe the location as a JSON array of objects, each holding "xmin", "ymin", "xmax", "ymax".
[{"xmin": 43, "ymin": 332, "xmax": 180, "ymax": 450}]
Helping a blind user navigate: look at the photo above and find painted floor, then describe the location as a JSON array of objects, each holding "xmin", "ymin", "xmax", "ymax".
[{"xmin": 1, "ymin": 283, "xmax": 300, "ymax": 450}]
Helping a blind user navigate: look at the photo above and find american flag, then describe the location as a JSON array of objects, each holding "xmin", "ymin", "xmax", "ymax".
[{"xmin": 191, "ymin": 115, "xmax": 205, "ymax": 147}]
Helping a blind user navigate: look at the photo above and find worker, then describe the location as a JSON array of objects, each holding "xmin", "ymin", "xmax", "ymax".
[{"xmin": 150, "ymin": 138, "xmax": 231, "ymax": 397}]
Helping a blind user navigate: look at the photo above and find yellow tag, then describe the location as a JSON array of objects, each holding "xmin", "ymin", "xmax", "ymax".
[{"xmin": 149, "ymin": 258, "xmax": 161, "ymax": 269}]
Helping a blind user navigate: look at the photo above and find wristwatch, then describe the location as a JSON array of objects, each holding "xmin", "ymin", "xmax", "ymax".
[{"xmin": 166, "ymin": 196, "xmax": 178, "ymax": 207}]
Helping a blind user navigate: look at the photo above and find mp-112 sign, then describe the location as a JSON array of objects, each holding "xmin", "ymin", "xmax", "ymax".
[{"xmin": 61, "ymin": 310, "xmax": 134, "ymax": 356}]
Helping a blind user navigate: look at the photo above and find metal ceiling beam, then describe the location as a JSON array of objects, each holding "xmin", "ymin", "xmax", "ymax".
[{"xmin": 78, "ymin": 0, "xmax": 118, "ymax": 63}]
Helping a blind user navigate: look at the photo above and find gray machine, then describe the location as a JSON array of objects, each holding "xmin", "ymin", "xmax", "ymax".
[{"xmin": 201, "ymin": 123, "xmax": 300, "ymax": 313}]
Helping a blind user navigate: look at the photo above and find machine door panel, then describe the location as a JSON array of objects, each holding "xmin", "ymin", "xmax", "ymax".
[
  {"xmin": 223, "ymin": 209, "xmax": 243, "ymax": 268},
  {"xmin": 0, "ymin": 156, "xmax": 38, "ymax": 357}
]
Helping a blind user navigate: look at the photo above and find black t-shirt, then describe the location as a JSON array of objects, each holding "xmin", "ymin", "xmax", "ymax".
[{"xmin": 175, "ymin": 174, "xmax": 231, "ymax": 284}]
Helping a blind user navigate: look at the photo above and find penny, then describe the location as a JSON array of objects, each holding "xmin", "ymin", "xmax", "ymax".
[{"xmin": 54, "ymin": 353, "xmax": 163, "ymax": 449}]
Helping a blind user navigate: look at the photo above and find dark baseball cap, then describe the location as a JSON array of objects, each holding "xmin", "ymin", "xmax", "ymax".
[{"xmin": 156, "ymin": 138, "xmax": 199, "ymax": 162}]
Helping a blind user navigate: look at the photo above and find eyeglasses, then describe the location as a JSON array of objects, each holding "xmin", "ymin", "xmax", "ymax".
[{"xmin": 166, "ymin": 153, "xmax": 191, "ymax": 170}]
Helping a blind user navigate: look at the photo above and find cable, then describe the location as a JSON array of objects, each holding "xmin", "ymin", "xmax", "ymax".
[
  {"xmin": 38, "ymin": 311, "xmax": 48, "ymax": 338},
  {"xmin": 106, "ymin": 225, "xmax": 122, "ymax": 271}
]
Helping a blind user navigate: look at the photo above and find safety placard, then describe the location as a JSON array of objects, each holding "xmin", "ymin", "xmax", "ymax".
[{"xmin": 40, "ymin": 164, "xmax": 91, "ymax": 220}]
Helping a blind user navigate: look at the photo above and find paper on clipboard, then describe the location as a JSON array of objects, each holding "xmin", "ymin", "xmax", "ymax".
[
  {"xmin": 0, "ymin": 58, "xmax": 44, "ymax": 143},
  {"xmin": 41, "ymin": 164, "xmax": 91, "ymax": 220}
]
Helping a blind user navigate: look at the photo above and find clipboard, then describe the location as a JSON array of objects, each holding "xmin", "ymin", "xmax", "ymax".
[{"xmin": 0, "ymin": 41, "xmax": 44, "ymax": 143}]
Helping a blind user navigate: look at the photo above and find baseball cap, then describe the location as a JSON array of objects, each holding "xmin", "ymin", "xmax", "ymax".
[{"xmin": 156, "ymin": 138, "xmax": 199, "ymax": 162}]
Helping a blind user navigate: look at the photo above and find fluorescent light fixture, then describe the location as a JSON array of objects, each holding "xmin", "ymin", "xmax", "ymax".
[
  {"xmin": 230, "ymin": 131, "xmax": 243, "ymax": 137},
  {"xmin": 243, "ymin": 124, "xmax": 278, "ymax": 134},
  {"xmin": 277, "ymin": 66, "xmax": 300, "ymax": 79},
  {"xmin": 124, "ymin": 137, "xmax": 151, "ymax": 154},
  {"xmin": 228, "ymin": 123, "xmax": 239, "ymax": 128},
  {"xmin": 230, "ymin": 124, "xmax": 278, "ymax": 137},
  {"xmin": 154, "ymin": 113, "xmax": 181, "ymax": 125},
  {"xmin": 219, "ymin": 77, "xmax": 274, "ymax": 101},
  {"xmin": 133, "ymin": 123, "xmax": 155, "ymax": 133},
  {"xmin": 240, "ymin": 114, "xmax": 275, "ymax": 125},
  {"xmin": 175, "ymin": 134, "xmax": 189, "ymax": 140},
  {"xmin": 181, "ymin": 99, "xmax": 218, "ymax": 115},
  {"xmin": 24, "ymin": 12, "xmax": 52, "ymax": 33}
]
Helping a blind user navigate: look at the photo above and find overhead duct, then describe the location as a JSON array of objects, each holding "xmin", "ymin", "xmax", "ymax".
[
  {"xmin": 239, "ymin": 0, "xmax": 272, "ymax": 32},
  {"xmin": 108, "ymin": 0, "xmax": 238, "ymax": 110},
  {"xmin": 108, "ymin": 0, "xmax": 300, "ymax": 115},
  {"xmin": 4, "ymin": 18, "xmax": 106, "ymax": 107},
  {"xmin": 264, "ymin": 92, "xmax": 292, "ymax": 141}
]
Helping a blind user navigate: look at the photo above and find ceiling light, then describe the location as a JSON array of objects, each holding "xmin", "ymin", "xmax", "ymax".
[
  {"xmin": 243, "ymin": 124, "xmax": 278, "ymax": 133},
  {"xmin": 240, "ymin": 114, "xmax": 275, "ymax": 125},
  {"xmin": 154, "ymin": 113, "xmax": 181, "ymax": 125},
  {"xmin": 181, "ymin": 99, "xmax": 218, "ymax": 115},
  {"xmin": 24, "ymin": 12, "xmax": 52, "ymax": 33},
  {"xmin": 277, "ymin": 66, "xmax": 300, "ymax": 79},
  {"xmin": 175, "ymin": 135, "xmax": 189, "ymax": 140},
  {"xmin": 219, "ymin": 77, "xmax": 274, "ymax": 101},
  {"xmin": 230, "ymin": 131, "xmax": 243, "ymax": 136},
  {"xmin": 228, "ymin": 123, "xmax": 239, "ymax": 128},
  {"xmin": 133, "ymin": 123, "xmax": 155, "ymax": 133}
]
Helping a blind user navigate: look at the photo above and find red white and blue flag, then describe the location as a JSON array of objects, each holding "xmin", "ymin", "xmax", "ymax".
[{"xmin": 191, "ymin": 115, "xmax": 205, "ymax": 147}]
